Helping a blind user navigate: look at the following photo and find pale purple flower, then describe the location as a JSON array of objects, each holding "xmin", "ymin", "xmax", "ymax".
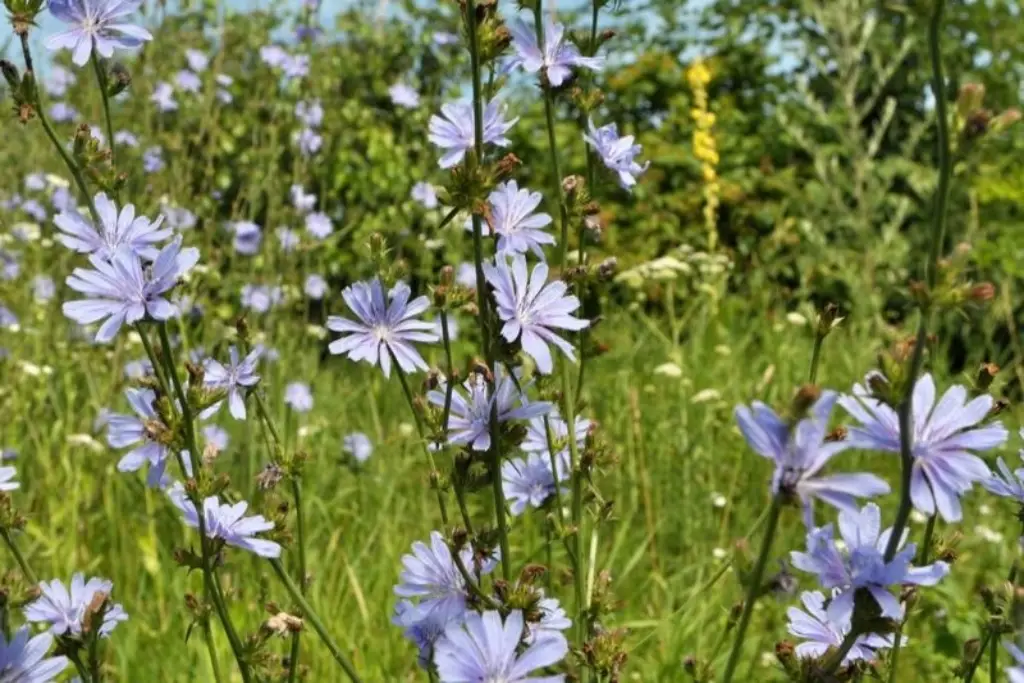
[
  {"xmin": 24, "ymin": 174, "xmax": 46, "ymax": 192},
  {"xmin": 304, "ymin": 274, "xmax": 327, "ymax": 299},
  {"xmin": 50, "ymin": 186, "xmax": 75, "ymax": 213},
  {"xmin": 150, "ymin": 82, "xmax": 178, "ymax": 111},
  {"xmin": 522, "ymin": 411, "xmax": 590, "ymax": 478},
  {"xmin": 983, "ymin": 430, "xmax": 1024, "ymax": 502},
  {"xmin": 736, "ymin": 391, "xmax": 890, "ymax": 527},
  {"xmin": 0, "ymin": 627, "xmax": 69, "ymax": 683},
  {"xmin": 203, "ymin": 346, "xmax": 261, "ymax": 420},
  {"xmin": 290, "ymin": 184, "xmax": 316, "ymax": 213},
  {"xmin": 24, "ymin": 574, "xmax": 128, "ymax": 637},
  {"xmin": 432, "ymin": 315, "xmax": 458, "ymax": 342},
  {"xmin": 114, "ymin": 130, "xmax": 138, "ymax": 147},
  {"xmin": 304, "ymin": 212, "xmax": 333, "ymax": 239},
  {"xmin": 791, "ymin": 503, "xmax": 949, "ymax": 626},
  {"xmin": 502, "ymin": 453, "xmax": 561, "ymax": 515},
  {"xmin": 485, "ymin": 254, "xmax": 589, "ymax": 374},
  {"xmin": 389, "ymin": 83, "xmax": 420, "ymax": 108},
  {"xmin": 32, "ymin": 275, "xmax": 56, "ymax": 303},
  {"xmin": 395, "ymin": 531, "xmax": 497, "ymax": 626},
  {"xmin": 45, "ymin": 65, "xmax": 76, "ymax": 97},
  {"xmin": 527, "ymin": 594, "xmax": 572, "ymax": 645},
  {"xmin": 487, "ymin": 181, "xmax": 554, "ymax": 257},
  {"xmin": 259, "ymin": 45, "xmax": 289, "ymax": 67},
  {"xmin": 284, "ymin": 382, "xmax": 313, "ymax": 412},
  {"xmin": 203, "ymin": 425, "xmax": 229, "ymax": 452},
  {"xmin": 184, "ymin": 48, "xmax": 209, "ymax": 73},
  {"xmin": 411, "ymin": 181, "xmax": 438, "ymax": 209},
  {"xmin": 171, "ymin": 71, "xmax": 198, "ymax": 96},
  {"xmin": 295, "ymin": 99, "xmax": 323, "ymax": 127},
  {"xmin": 215, "ymin": 74, "xmax": 233, "ymax": 103},
  {"xmin": 230, "ymin": 221, "xmax": 262, "ymax": 255},
  {"xmin": 0, "ymin": 304, "xmax": 17, "ymax": 328},
  {"xmin": 327, "ymin": 278, "xmax": 437, "ymax": 377},
  {"xmin": 276, "ymin": 227, "xmax": 300, "ymax": 252},
  {"xmin": 428, "ymin": 99, "xmax": 518, "ymax": 168},
  {"xmin": 143, "ymin": 146, "xmax": 165, "ymax": 173},
  {"xmin": 20, "ymin": 200, "xmax": 47, "ymax": 222},
  {"xmin": 282, "ymin": 53, "xmax": 310, "ymax": 79},
  {"xmin": 433, "ymin": 31, "xmax": 459, "ymax": 46},
  {"xmin": 435, "ymin": 610, "xmax": 568, "ymax": 683},
  {"xmin": 123, "ymin": 358, "xmax": 152, "ymax": 379},
  {"xmin": 240, "ymin": 284, "xmax": 282, "ymax": 313},
  {"xmin": 583, "ymin": 119, "xmax": 649, "ymax": 190},
  {"xmin": 427, "ymin": 365, "xmax": 551, "ymax": 451},
  {"xmin": 2, "ymin": 251, "xmax": 20, "ymax": 281},
  {"xmin": 456, "ymin": 262, "xmax": 477, "ymax": 289},
  {"xmin": 161, "ymin": 205, "xmax": 196, "ymax": 230},
  {"xmin": 343, "ymin": 432, "xmax": 373, "ymax": 463},
  {"xmin": 840, "ymin": 373, "xmax": 1008, "ymax": 522},
  {"xmin": 0, "ymin": 466, "xmax": 17, "ymax": 492},
  {"xmin": 49, "ymin": 102, "xmax": 80, "ymax": 122},
  {"xmin": 106, "ymin": 388, "xmax": 176, "ymax": 487},
  {"xmin": 787, "ymin": 591, "xmax": 897, "ymax": 664},
  {"xmin": 295, "ymin": 127, "xmax": 322, "ymax": 156},
  {"xmin": 63, "ymin": 237, "xmax": 198, "ymax": 343},
  {"xmin": 393, "ymin": 600, "xmax": 451, "ymax": 670},
  {"xmin": 168, "ymin": 485, "xmax": 281, "ymax": 558},
  {"xmin": 54, "ymin": 192, "xmax": 170, "ymax": 261},
  {"xmin": 46, "ymin": 0, "xmax": 153, "ymax": 67},
  {"xmin": 508, "ymin": 16, "xmax": 604, "ymax": 87}
]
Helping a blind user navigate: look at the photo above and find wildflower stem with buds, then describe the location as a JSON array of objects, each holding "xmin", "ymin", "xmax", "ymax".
[
  {"xmin": 0, "ymin": 527, "xmax": 36, "ymax": 583},
  {"xmin": 883, "ymin": 0, "xmax": 952, "ymax": 564},
  {"xmin": 90, "ymin": 54, "xmax": 117, "ymax": 184}
]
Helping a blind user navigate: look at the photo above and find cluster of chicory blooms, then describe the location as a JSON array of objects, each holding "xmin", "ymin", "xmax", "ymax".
[
  {"xmin": 152, "ymin": 47, "xmax": 235, "ymax": 112},
  {"xmin": 735, "ymin": 373, "xmax": 1010, "ymax": 665},
  {"xmin": 294, "ymin": 98, "xmax": 325, "ymax": 157}
]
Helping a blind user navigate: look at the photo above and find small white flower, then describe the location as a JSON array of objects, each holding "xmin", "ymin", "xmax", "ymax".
[
  {"xmin": 691, "ymin": 389, "xmax": 721, "ymax": 404},
  {"xmin": 711, "ymin": 493, "xmax": 727, "ymax": 509},
  {"xmin": 786, "ymin": 312, "xmax": 808, "ymax": 326},
  {"xmin": 653, "ymin": 362, "xmax": 683, "ymax": 378}
]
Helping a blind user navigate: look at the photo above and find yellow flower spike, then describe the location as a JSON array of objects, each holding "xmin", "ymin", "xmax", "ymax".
[{"xmin": 686, "ymin": 58, "xmax": 720, "ymax": 252}]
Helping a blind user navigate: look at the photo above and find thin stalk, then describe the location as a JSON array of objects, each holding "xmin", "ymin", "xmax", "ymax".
[
  {"xmin": 392, "ymin": 357, "xmax": 450, "ymax": 526},
  {"xmin": 268, "ymin": 559, "xmax": 362, "ymax": 683},
  {"xmin": 451, "ymin": 550, "xmax": 503, "ymax": 610},
  {"xmin": 67, "ymin": 651, "xmax": 92, "ymax": 683},
  {"xmin": 0, "ymin": 528, "xmax": 37, "ymax": 583},
  {"xmin": 18, "ymin": 33, "xmax": 100, "ymax": 223},
  {"xmin": 963, "ymin": 630, "xmax": 992, "ymax": 683},
  {"xmin": 204, "ymin": 622, "xmax": 225, "ymax": 683},
  {"xmin": 884, "ymin": 0, "xmax": 952, "ymax": 562},
  {"xmin": 287, "ymin": 476, "xmax": 307, "ymax": 683},
  {"xmin": 134, "ymin": 323, "xmax": 171, "ymax": 398},
  {"xmin": 157, "ymin": 324, "xmax": 251, "ymax": 683},
  {"xmin": 88, "ymin": 633, "xmax": 102, "ymax": 682},
  {"xmin": 808, "ymin": 334, "xmax": 824, "ymax": 385},
  {"xmin": 90, "ymin": 54, "xmax": 117, "ymax": 185},
  {"xmin": 721, "ymin": 495, "xmax": 784, "ymax": 683},
  {"xmin": 440, "ymin": 311, "xmax": 475, "ymax": 535},
  {"xmin": 253, "ymin": 391, "xmax": 282, "ymax": 445},
  {"xmin": 990, "ymin": 634, "xmax": 998, "ymax": 683},
  {"xmin": 822, "ymin": 629, "xmax": 860, "ymax": 674}
]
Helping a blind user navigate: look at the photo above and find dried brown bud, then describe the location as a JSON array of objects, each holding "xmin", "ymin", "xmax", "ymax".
[
  {"xmin": 965, "ymin": 109, "xmax": 993, "ymax": 139},
  {"xmin": 969, "ymin": 282, "xmax": 995, "ymax": 302},
  {"xmin": 791, "ymin": 385, "xmax": 821, "ymax": 418},
  {"xmin": 495, "ymin": 153, "xmax": 521, "ymax": 178},
  {"xmin": 0, "ymin": 60, "xmax": 18, "ymax": 88},
  {"xmin": 265, "ymin": 612, "xmax": 303, "ymax": 636},
  {"xmin": 977, "ymin": 363, "xmax": 999, "ymax": 390},
  {"xmin": 439, "ymin": 265, "xmax": 455, "ymax": 287},
  {"xmin": 256, "ymin": 463, "xmax": 284, "ymax": 490},
  {"xmin": 825, "ymin": 426, "xmax": 847, "ymax": 443}
]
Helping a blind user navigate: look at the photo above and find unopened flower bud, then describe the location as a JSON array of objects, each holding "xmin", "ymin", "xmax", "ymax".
[
  {"xmin": 495, "ymin": 153, "xmax": 521, "ymax": 178},
  {"xmin": 596, "ymin": 257, "xmax": 617, "ymax": 281},
  {"xmin": 439, "ymin": 265, "xmax": 455, "ymax": 287},
  {"xmin": 976, "ymin": 363, "xmax": 999, "ymax": 390},
  {"xmin": 992, "ymin": 108, "xmax": 1022, "ymax": 133},
  {"xmin": 962, "ymin": 638, "xmax": 982, "ymax": 664},
  {"xmin": 956, "ymin": 83, "xmax": 985, "ymax": 120},
  {"xmin": 0, "ymin": 60, "xmax": 18, "ymax": 89},
  {"xmin": 790, "ymin": 384, "xmax": 821, "ymax": 418},
  {"xmin": 108, "ymin": 63, "xmax": 131, "ymax": 96},
  {"xmin": 969, "ymin": 282, "xmax": 995, "ymax": 302},
  {"xmin": 433, "ymin": 285, "xmax": 449, "ymax": 308}
]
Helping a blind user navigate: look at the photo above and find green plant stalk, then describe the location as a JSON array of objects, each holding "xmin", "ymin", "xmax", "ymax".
[
  {"xmin": 203, "ymin": 621, "xmax": 225, "ymax": 683},
  {"xmin": 392, "ymin": 356, "xmax": 450, "ymax": 526},
  {"xmin": 156, "ymin": 323, "xmax": 252, "ymax": 683},
  {"xmin": 440, "ymin": 311, "xmax": 475, "ymax": 535},
  {"xmin": 822, "ymin": 628, "xmax": 860, "ymax": 674},
  {"xmin": 89, "ymin": 631, "xmax": 102, "ymax": 682},
  {"xmin": 0, "ymin": 528, "xmax": 37, "ymax": 583},
  {"xmin": 90, "ymin": 54, "xmax": 117, "ymax": 187},
  {"xmin": 268, "ymin": 559, "xmax": 362, "ymax": 682},
  {"xmin": 884, "ymin": 0, "xmax": 952, "ymax": 563},
  {"xmin": 18, "ymin": 33, "xmax": 101, "ymax": 223},
  {"xmin": 963, "ymin": 630, "xmax": 993, "ymax": 683},
  {"xmin": 990, "ymin": 634, "xmax": 998, "ymax": 683},
  {"xmin": 721, "ymin": 495, "xmax": 784, "ymax": 683},
  {"xmin": 134, "ymin": 323, "xmax": 172, "ymax": 398},
  {"xmin": 465, "ymin": 0, "xmax": 511, "ymax": 583},
  {"xmin": 288, "ymin": 475, "xmax": 307, "ymax": 683},
  {"xmin": 886, "ymin": 513, "xmax": 937, "ymax": 683},
  {"xmin": 67, "ymin": 650, "xmax": 92, "ymax": 683},
  {"xmin": 808, "ymin": 334, "xmax": 824, "ymax": 385}
]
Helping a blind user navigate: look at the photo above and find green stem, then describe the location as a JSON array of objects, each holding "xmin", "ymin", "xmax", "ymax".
[
  {"xmin": 134, "ymin": 323, "xmax": 172, "ymax": 398},
  {"xmin": 204, "ymin": 621, "xmax": 225, "ymax": 683},
  {"xmin": 67, "ymin": 650, "xmax": 92, "ymax": 683},
  {"xmin": 253, "ymin": 391, "xmax": 282, "ymax": 445},
  {"xmin": 88, "ymin": 632, "xmax": 102, "ymax": 683},
  {"xmin": 822, "ymin": 629, "xmax": 860, "ymax": 674},
  {"xmin": 963, "ymin": 630, "xmax": 992, "ymax": 683},
  {"xmin": 268, "ymin": 559, "xmax": 362, "ymax": 683},
  {"xmin": 990, "ymin": 634, "xmax": 998, "ymax": 683},
  {"xmin": 156, "ymin": 323, "xmax": 251, "ymax": 683},
  {"xmin": 287, "ymin": 476, "xmax": 307, "ymax": 683},
  {"xmin": 721, "ymin": 495, "xmax": 784, "ymax": 683},
  {"xmin": 18, "ymin": 33, "xmax": 100, "ymax": 223},
  {"xmin": 0, "ymin": 528, "xmax": 37, "ymax": 583},
  {"xmin": 90, "ymin": 53, "xmax": 117, "ymax": 187},
  {"xmin": 808, "ymin": 334, "xmax": 824, "ymax": 385},
  {"xmin": 392, "ymin": 357, "xmax": 449, "ymax": 526},
  {"xmin": 884, "ymin": 0, "xmax": 952, "ymax": 562}
]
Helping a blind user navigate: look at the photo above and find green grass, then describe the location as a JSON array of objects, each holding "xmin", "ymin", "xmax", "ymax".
[{"xmin": 3, "ymin": 286, "xmax": 1020, "ymax": 681}]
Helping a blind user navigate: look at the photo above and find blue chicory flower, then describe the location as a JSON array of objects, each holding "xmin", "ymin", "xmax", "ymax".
[
  {"xmin": 434, "ymin": 610, "xmax": 568, "ymax": 683},
  {"xmin": 230, "ymin": 221, "xmax": 263, "ymax": 255},
  {"xmin": 290, "ymin": 184, "xmax": 317, "ymax": 213},
  {"xmin": 502, "ymin": 453, "xmax": 563, "ymax": 516},
  {"xmin": 0, "ymin": 465, "xmax": 17, "ymax": 492},
  {"xmin": 304, "ymin": 274, "xmax": 327, "ymax": 300},
  {"xmin": 295, "ymin": 127, "xmax": 322, "ymax": 156},
  {"xmin": 295, "ymin": 99, "xmax": 324, "ymax": 127},
  {"xmin": 113, "ymin": 130, "xmax": 138, "ymax": 147},
  {"xmin": 184, "ymin": 48, "xmax": 209, "ymax": 73},
  {"xmin": 1006, "ymin": 641, "xmax": 1024, "ymax": 683},
  {"xmin": 484, "ymin": 254, "xmax": 589, "ymax": 374},
  {"xmin": 736, "ymin": 391, "xmax": 890, "ymax": 527},
  {"xmin": 32, "ymin": 276, "xmax": 56, "ymax": 303},
  {"xmin": 24, "ymin": 574, "xmax": 128, "ymax": 638},
  {"xmin": 284, "ymin": 382, "xmax": 313, "ymax": 412},
  {"xmin": 45, "ymin": 65, "xmax": 76, "ymax": 97},
  {"xmin": 203, "ymin": 346, "xmax": 262, "ymax": 420},
  {"xmin": 508, "ymin": 15, "xmax": 604, "ymax": 87},
  {"xmin": 426, "ymin": 365, "xmax": 550, "ymax": 451},
  {"xmin": 168, "ymin": 485, "xmax": 282, "ymax": 558},
  {"xmin": 240, "ymin": 284, "xmax": 283, "ymax": 313},
  {"xmin": 327, "ymin": 279, "xmax": 438, "ymax": 377},
  {"xmin": 46, "ymin": 0, "xmax": 153, "ymax": 67},
  {"xmin": 0, "ymin": 627, "xmax": 69, "ymax": 682},
  {"xmin": 583, "ymin": 119, "xmax": 649, "ymax": 190},
  {"xmin": 203, "ymin": 425, "xmax": 229, "ymax": 452},
  {"xmin": 304, "ymin": 212, "xmax": 333, "ymax": 239},
  {"xmin": 428, "ymin": 99, "xmax": 518, "ymax": 169},
  {"xmin": 49, "ymin": 102, "xmax": 80, "ymax": 122},
  {"xmin": 142, "ymin": 146, "xmax": 165, "ymax": 172},
  {"xmin": 174, "ymin": 69, "xmax": 201, "ymax": 93},
  {"xmin": 150, "ymin": 82, "xmax": 178, "ymax": 112},
  {"xmin": 106, "ymin": 388, "xmax": 178, "ymax": 487},
  {"xmin": 787, "ymin": 590, "xmax": 897, "ymax": 664},
  {"xmin": 54, "ymin": 192, "xmax": 171, "ymax": 260},
  {"xmin": 487, "ymin": 180, "xmax": 554, "ymax": 257},
  {"xmin": 276, "ymin": 227, "xmax": 300, "ymax": 252},
  {"xmin": 790, "ymin": 503, "xmax": 949, "ymax": 626},
  {"xmin": 63, "ymin": 237, "xmax": 199, "ymax": 343},
  {"xmin": 343, "ymin": 432, "xmax": 373, "ymax": 463},
  {"xmin": 389, "ymin": 83, "xmax": 420, "ymax": 109},
  {"xmin": 840, "ymin": 373, "xmax": 1008, "ymax": 522},
  {"xmin": 411, "ymin": 181, "xmax": 438, "ymax": 209}
]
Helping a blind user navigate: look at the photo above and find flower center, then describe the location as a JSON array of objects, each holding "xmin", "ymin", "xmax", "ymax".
[{"xmin": 373, "ymin": 325, "xmax": 393, "ymax": 343}]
